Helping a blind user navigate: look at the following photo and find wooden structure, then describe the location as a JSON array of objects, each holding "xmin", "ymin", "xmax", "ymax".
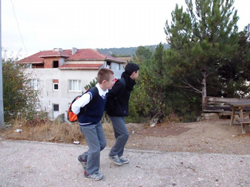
[
  {"xmin": 203, "ymin": 97, "xmax": 250, "ymax": 134},
  {"xmin": 236, "ymin": 119, "xmax": 250, "ymax": 134},
  {"xmin": 203, "ymin": 97, "xmax": 250, "ymax": 115},
  {"xmin": 226, "ymin": 101, "xmax": 250, "ymax": 134}
]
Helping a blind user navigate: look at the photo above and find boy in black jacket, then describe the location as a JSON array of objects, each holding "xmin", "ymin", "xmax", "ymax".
[
  {"xmin": 106, "ymin": 62, "xmax": 139, "ymax": 165},
  {"xmin": 72, "ymin": 68, "xmax": 114, "ymax": 181}
]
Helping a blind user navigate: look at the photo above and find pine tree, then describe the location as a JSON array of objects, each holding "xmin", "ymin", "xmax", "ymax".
[
  {"xmin": 130, "ymin": 43, "xmax": 173, "ymax": 119},
  {"xmin": 164, "ymin": 0, "xmax": 239, "ymax": 109},
  {"xmin": 218, "ymin": 24, "xmax": 250, "ymax": 97}
]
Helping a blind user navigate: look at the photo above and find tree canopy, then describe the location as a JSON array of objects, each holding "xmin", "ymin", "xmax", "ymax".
[
  {"xmin": 128, "ymin": 0, "xmax": 250, "ymax": 123},
  {"xmin": 164, "ymin": 0, "xmax": 243, "ymax": 108}
]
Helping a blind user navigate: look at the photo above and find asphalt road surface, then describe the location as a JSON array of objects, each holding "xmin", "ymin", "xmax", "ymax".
[{"xmin": 0, "ymin": 140, "xmax": 250, "ymax": 187}]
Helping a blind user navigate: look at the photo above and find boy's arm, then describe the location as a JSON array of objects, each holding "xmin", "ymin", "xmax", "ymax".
[{"xmin": 71, "ymin": 93, "xmax": 91, "ymax": 115}]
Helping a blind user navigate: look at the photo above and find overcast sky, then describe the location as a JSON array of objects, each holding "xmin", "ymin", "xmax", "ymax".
[{"xmin": 2, "ymin": 0, "xmax": 249, "ymax": 58}]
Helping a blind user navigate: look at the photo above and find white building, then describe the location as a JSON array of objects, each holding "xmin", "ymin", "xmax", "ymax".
[{"xmin": 17, "ymin": 48, "xmax": 126, "ymax": 120}]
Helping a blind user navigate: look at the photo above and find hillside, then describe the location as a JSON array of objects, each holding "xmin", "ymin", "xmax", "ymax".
[{"xmin": 97, "ymin": 43, "xmax": 170, "ymax": 56}]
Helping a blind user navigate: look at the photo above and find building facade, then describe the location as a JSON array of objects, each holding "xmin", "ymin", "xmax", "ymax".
[{"xmin": 17, "ymin": 48, "xmax": 126, "ymax": 120}]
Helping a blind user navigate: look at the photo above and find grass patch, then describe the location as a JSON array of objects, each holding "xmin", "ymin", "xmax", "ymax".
[
  {"xmin": 3, "ymin": 119, "xmax": 86, "ymax": 144},
  {"xmin": 1, "ymin": 113, "xmax": 144, "ymax": 146},
  {"xmin": 2, "ymin": 117, "xmax": 134, "ymax": 145}
]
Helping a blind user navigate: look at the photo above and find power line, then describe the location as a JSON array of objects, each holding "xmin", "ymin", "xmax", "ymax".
[{"xmin": 9, "ymin": 0, "xmax": 28, "ymax": 56}]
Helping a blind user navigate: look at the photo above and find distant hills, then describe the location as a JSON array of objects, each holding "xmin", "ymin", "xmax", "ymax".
[{"xmin": 98, "ymin": 43, "xmax": 170, "ymax": 56}]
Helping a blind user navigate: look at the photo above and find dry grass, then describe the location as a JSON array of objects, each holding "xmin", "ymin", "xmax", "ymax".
[
  {"xmin": 161, "ymin": 113, "xmax": 181, "ymax": 124},
  {"xmin": 2, "ymin": 118, "xmax": 123, "ymax": 145}
]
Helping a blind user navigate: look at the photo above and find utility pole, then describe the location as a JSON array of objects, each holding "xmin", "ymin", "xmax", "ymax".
[{"xmin": 0, "ymin": 0, "xmax": 5, "ymax": 128}]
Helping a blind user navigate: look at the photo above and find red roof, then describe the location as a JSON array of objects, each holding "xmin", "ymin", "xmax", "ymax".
[
  {"xmin": 17, "ymin": 48, "xmax": 126, "ymax": 64},
  {"xmin": 59, "ymin": 64, "xmax": 103, "ymax": 70}
]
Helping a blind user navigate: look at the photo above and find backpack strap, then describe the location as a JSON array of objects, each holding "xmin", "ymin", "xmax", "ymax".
[
  {"xmin": 112, "ymin": 78, "xmax": 126, "ymax": 99},
  {"xmin": 119, "ymin": 78, "xmax": 126, "ymax": 87},
  {"xmin": 87, "ymin": 87, "xmax": 99, "ymax": 106},
  {"xmin": 83, "ymin": 86, "xmax": 99, "ymax": 114}
]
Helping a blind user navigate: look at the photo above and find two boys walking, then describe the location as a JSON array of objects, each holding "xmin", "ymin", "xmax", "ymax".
[{"xmin": 72, "ymin": 63, "xmax": 140, "ymax": 181}]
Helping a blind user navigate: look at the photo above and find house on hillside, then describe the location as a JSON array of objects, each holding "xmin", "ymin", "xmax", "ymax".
[{"xmin": 16, "ymin": 47, "xmax": 126, "ymax": 120}]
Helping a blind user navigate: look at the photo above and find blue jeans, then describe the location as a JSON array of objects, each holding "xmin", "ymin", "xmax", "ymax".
[
  {"xmin": 109, "ymin": 116, "xmax": 129, "ymax": 157},
  {"xmin": 79, "ymin": 122, "xmax": 106, "ymax": 174}
]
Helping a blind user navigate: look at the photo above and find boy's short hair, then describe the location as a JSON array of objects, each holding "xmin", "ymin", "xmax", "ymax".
[
  {"xmin": 125, "ymin": 62, "xmax": 140, "ymax": 76},
  {"xmin": 97, "ymin": 68, "xmax": 114, "ymax": 83}
]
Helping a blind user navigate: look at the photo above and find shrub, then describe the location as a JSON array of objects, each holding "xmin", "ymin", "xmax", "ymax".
[{"xmin": 2, "ymin": 56, "xmax": 39, "ymax": 123}]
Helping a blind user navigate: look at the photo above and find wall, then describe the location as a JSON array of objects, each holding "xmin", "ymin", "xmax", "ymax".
[
  {"xmin": 26, "ymin": 68, "xmax": 98, "ymax": 120},
  {"xmin": 103, "ymin": 62, "xmax": 125, "ymax": 79}
]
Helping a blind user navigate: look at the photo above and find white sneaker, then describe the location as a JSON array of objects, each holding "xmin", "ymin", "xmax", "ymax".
[
  {"xmin": 109, "ymin": 155, "xmax": 123, "ymax": 166},
  {"xmin": 119, "ymin": 156, "xmax": 130, "ymax": 164},
  {"xmin": 84, "ymin": 171, "xmax": 103, "ymax": 181}
]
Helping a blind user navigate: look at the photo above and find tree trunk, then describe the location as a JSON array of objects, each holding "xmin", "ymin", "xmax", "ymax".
[{"xmin": 202, "ymin": 72, "xmax": 207, "ymax": 110}]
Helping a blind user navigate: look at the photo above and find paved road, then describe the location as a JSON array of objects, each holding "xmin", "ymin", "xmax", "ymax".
[{"xmin": 0, "ymin": 140, "xmax": 250, "ymax": 187}]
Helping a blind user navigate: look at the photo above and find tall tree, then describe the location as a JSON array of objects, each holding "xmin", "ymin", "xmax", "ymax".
[
  {"xmin": 135, "ymin": 46, "xmax": 153, "ymax": 63},
  {"xmin": 130, "ymin": 43, "xmax": 174, "ymax": 120},
  {"xmin": 218, "ymin": 24, "xmax": 250, "ymax": 97},
  {"xmin": 164, "ymin": 0, "xmax": 239, "ymax": 109},
  {"xmin": 129, "ymin": 43, "xmax": 201, "ymax": 122},
  {"xmin": 144, "ymin": 43, "xmax": 167, "ymax": 118}
]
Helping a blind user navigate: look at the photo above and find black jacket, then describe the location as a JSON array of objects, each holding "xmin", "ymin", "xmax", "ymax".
[{"xmin": 106, "ymin": 72, "xmax": 136, "ymax": 117}]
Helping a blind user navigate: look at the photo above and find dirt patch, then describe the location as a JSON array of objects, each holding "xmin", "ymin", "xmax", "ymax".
[
  {"xmin": 119, "ymin": 119, "xmax": 250, "ymax": 155},
  {"xmin": 138, "ymin": 123, "xmax": 191, "ymax": 137}
]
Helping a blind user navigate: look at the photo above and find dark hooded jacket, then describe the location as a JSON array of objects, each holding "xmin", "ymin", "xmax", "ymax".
[{"xmin": 106, "ymin": 72, "xmax": 136, "ymax": 116}]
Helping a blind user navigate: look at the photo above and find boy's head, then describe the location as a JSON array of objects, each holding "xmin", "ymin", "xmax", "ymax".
[
  {"xmin": 97, "ymin": 68, "xmax": 115, "ymax": 90},
  {"xmin": 125, "ymin": 62, "xmax": 140, "ymax": 80}
]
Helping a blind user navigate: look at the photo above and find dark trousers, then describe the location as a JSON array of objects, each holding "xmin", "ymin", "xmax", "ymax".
[
  {"xmin": 79, "ymin": 122, "xmax": 106, "ymax": 174},
  {"xmin": 109, "ymin": 116, "xmax": 129, "ymax": 157}
]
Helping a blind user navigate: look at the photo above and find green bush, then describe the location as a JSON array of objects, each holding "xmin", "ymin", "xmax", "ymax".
[{"xmin": 3, "ymin": 57, "xmax": 39, "ymax": 123}]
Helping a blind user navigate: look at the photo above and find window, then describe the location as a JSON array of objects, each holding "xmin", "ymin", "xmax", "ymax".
[
  {"xmin": 53, "ymin": 104, "xmax": 59, "ymax": 111},
  {"xmin": 53, "ymin": 61, "xmax": 59, "ymax": 68},
  {"xmin": 53, "ymin": 83, "xmax": 59, "ymax": 91},
  {"xmin": 29, "ymin": 79, "xmax": 39, "ymax": 90},
  {"xmin": 53, "ymin": 79, "xmax": 59, "ymax": 91},
  {"xmin": 106, "ymin": 61, "xmax": 111, "ymax": 69},
  {"xmin": 69, "ymin": 80, "xmax": 81, "ymax": 91}
]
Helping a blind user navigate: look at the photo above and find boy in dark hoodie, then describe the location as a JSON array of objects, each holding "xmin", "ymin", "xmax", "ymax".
[{"xmin": 106, "ymin": 62, "xmax": 140, "ymax": 165}]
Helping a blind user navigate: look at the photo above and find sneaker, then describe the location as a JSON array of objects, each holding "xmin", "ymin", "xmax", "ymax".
[
  {"xmin": 109, "ymin": 155, "xmax": 123, "ymax": 166},
  {"xmin": 119, "ymin": 156, "xmax": 130, "ymax": 164},
  {"xmin": 84, "ymin": 171, "xmax": 103, "ymax": 181},
  {"xmin": 78, "ymin": 155, "xmax": 87, "ymax": 170}
]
